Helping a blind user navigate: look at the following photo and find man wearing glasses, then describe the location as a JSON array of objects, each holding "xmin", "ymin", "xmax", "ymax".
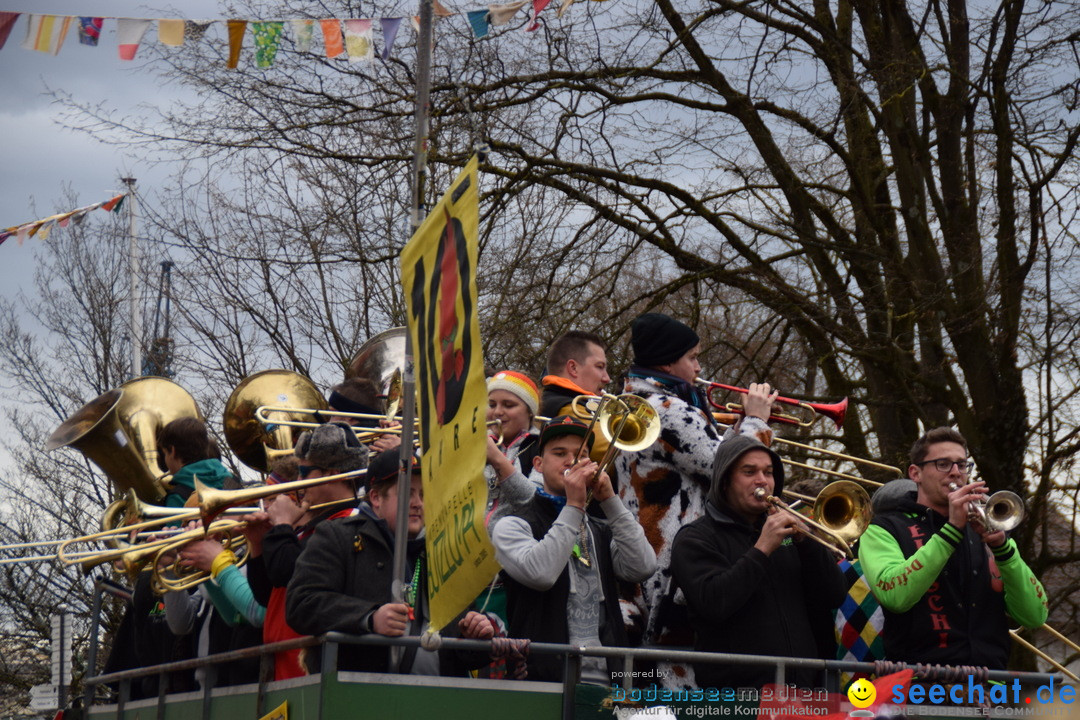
[{"xmin": 859, "ymin": 427, "xmax": 1047, "ymax": 668}]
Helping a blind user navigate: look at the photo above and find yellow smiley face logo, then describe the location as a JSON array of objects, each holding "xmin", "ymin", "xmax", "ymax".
[{"xmin": 848, "ymin": 678, "xmax": 876, "ymax": 709}]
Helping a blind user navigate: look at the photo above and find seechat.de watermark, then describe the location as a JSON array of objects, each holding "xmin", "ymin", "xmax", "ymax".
[{"xmin": 887, "ymin": 677, "xmax": 1076, "ymax": 708}]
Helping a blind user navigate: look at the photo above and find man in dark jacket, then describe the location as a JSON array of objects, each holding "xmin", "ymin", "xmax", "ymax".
[
  {"xmin": 858, "ymin": 427, "xmax": 1047, "ymax": 668},
  {"xmin": 671, "ymin": 435, "xmax": 845, "ymax": 690},
  {"xmin": 285, "ymin": 451, "xmax": 494, "ymax": 675},
  {"xmin": 243, "ymin": 421, "xmax": 369, "ymax": 679},
  {"xmin": 491, "ymin": 415, "xmax": 656, "ymax": 683}
]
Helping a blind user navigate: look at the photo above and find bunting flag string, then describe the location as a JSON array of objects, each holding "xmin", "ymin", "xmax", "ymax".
[
  {"xmin": 0, "ymin": 193, "xmax": 128, "ymax": 249},
  {"xmin": 0, "ymin": 0, "xmax": 593, "ymax": 68}
]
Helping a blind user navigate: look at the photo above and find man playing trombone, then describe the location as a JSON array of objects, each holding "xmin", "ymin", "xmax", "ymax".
[
  {"xmin": 671, "ymin": 435, "xmax": 846, "ymax": 690},
  {"xmin": 858, "ymin": 427, "xmax": 1048, "ymax": 668}
]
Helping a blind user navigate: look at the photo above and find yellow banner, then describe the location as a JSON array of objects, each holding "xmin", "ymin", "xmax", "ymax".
[
  {"xmin": 258, "ymin": 700, "xmax": 287, "ymax": 720},
  {"xmin": 400, "ymin": 155, "xmax": 500, "ymax": 631}
]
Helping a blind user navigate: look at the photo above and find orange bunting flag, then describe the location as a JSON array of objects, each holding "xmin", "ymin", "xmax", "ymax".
[
  {"xmin": 22, "ymin": 15, "xmax": 72, "ymax": 55},
  {"xmin": 158, "ymin": 19, "xmax": 185, "ymax": 47},
  {"xmin": 433, "ymin": 0, "xmax": 456, "ymax": 17},
  {"xmin": 227, "ymin": 20, "xmax": 247, "ymax": 68},
  {"xmin": 320, "ymin": 19, "xmax": 344, "ymax": 58}
]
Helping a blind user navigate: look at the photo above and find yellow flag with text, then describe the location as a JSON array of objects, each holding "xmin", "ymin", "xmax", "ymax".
[{"xmin": 400, "ymin": 156, "xmax": 499, "ymax": 631}]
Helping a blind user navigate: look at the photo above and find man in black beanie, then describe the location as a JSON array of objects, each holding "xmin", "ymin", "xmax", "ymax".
[
  {"xmin": 613, "ymin": 311, "xmax": 778, "ymax": 688},
  {"xmin": 671, "ymin": 435, "xmax": 845, "ymax": 690}
]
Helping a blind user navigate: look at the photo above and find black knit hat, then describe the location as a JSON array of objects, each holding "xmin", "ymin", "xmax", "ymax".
[{"xmin": 631, "ymin": 312, "xmax": 700, "ymax": 367}]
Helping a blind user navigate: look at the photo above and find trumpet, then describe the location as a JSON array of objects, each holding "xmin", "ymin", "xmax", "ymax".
[
  {"xmin": 948, "ymin": 482, "xmax": 1025, "ymax": 533},
  {"xmin": 754, "ymin": 480, "xmax": 872, "ymax": 559},
  {"xmin": 697, "ymin": 378, "xmax": 847, "ymax": 430}
]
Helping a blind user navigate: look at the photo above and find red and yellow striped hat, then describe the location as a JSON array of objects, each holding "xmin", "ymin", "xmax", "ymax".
[{"xmin": 487, "ymin": 370, "xmax": 539, "ymax": 415}]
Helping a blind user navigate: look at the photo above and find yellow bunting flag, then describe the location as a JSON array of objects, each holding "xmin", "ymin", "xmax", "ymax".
[
  {"xmin": 400, "ymin": 156, "xmax": 499, "ymax": 632},
  {"xmin": 158, "ymin": 19, "xmax": 185, "ymax": 47}
]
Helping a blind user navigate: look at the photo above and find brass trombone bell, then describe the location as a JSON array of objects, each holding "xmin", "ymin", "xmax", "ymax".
[
  {"xmin": 596, "ymin": 395, "xmax": 660, "ymax": 452},
  {"xmin": 754, "ymin": 480, "xmax": 872, "ymax": 559}
]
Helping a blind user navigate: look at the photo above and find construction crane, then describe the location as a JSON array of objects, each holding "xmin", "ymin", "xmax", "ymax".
[{"xmin": 142, "ymin": 260, "xmax": 175, "ymax": 378}]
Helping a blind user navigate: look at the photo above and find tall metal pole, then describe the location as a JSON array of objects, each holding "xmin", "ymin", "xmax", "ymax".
[
  {"xmin": 391, "ymin": 0, "xmax": 435, "ymax": 671},
  {"xmin": 122, "ymin": 177, "xmax": 141, "ymax": 379}
]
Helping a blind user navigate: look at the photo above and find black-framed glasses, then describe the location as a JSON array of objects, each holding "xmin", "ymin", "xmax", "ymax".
[{"xmin": 915, "ymin": 458, "xmax": 974, "ymax": 474}]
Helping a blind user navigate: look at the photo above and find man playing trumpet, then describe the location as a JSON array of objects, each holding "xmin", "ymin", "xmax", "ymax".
[{"xmin": 859, "ymin": 427, "xmax": 1048, "ymax": 668}]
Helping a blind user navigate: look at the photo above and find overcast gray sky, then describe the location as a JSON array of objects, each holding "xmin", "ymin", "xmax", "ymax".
[{"xmin": 0, "ymin": 2, "xmax": 226, "ymax": 298}]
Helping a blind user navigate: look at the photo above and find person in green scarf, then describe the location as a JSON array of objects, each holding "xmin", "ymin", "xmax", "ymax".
[{"xmin": 157, "ymin": 417, "xmax": 233, "ymax": 507}]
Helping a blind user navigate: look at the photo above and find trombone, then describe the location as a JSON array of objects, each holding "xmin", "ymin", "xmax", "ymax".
[
  {"xmin": 697, "ymin": 377, "xmax": 848, "ymax": 430},
  {"xmin": 711, "ymin": 413, "xmax": 900, "ymax": 489},
  {"xmin": 753, "ymin": 480, "xmax": 872, "ymax": 559},
  {"xmin": 197, "ymin": 467, "xmax": 368, "ymax": 526}
]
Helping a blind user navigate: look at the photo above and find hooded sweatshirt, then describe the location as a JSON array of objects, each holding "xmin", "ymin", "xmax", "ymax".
[
  {"xmin": 671, "ymin": 435, "xmax": 845, "ymax": 689},
  {"xmin": 164, "ymin": 458, "xmax": 233, "ymax": 507}
]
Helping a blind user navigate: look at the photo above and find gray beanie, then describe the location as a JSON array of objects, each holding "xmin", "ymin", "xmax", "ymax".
[
  {"xmin": 707, "ymin": 434, "xmax": 784, "ymax": 511},
  {"xmin": 294, "ymin": 421, "xmax": 370, "ymax": 473}
]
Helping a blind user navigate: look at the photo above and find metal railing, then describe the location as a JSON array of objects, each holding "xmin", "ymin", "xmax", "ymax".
[{"xmin": 81, "ymin": 630, "xmax": 1062, "ymax": 720}]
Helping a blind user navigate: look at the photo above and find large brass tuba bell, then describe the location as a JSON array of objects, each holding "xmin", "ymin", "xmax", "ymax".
[
  {"xmin": 46, "ymin": 377, "xmax": 202, "ymax": 503},
  {"xmin": 347, "ymin": 327, "xmax": 406, "ymax": 416},
  {"xmin": 223, "ymin": 370, "xmax": 326, "ymax": 472}
]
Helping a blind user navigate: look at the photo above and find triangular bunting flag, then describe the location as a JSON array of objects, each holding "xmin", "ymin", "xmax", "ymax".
[
  {"xmin": 433, "ymin": 0, "xmax": 455, "ymax": 17},
  {"xmin": 158, "ymin": 19, "xmax": 185, "ymax": 47},
  {"xmin": 252, "ymin": 22, "xmax": 284, "ymax": 67},
  {"xmin": 101, "ymin": 194, "xmax": 126, "ymax": 212},
  {"xmin": 186, "ymin": 20, "xmax": 212, "ymax": 42},
  {"xmin": 343, "ymin": 19, "xmax": 373, "ymax": 63},
  {"xmin": 117, "ymin": 18, "xmax": 152, "ymax": 60},
  {"xmin": 526, "ymin": 0, "xmax": 553, "ymax": 31},
  {"xmin": 380, "ymin": 18, "xmax": 402, "ymax": 60},
  {"xmin": 320, "ymin": 19, "xmax": 344, "ymax": 58},
  {"xmin": 467, "ymin": 10, "xmax": 490, "ymax": 38},
  {"xmin": 291, "ymin": 19, "xmax": 314, "ymax": 52},
  {"xmin": 489, "ymin": 1, "xmax": 528, "ymax": 26},
  {"xmin": 410, "ymin": 16, "xmax": 421, "ymax": 32},
  {"xmin": 557, "ymin": 0, "xmax": 574, "ymax": 17},
  {"xmin": 0, "ymin": 230, "xmax": 12, "ymax": 247},
  {"xmin": 0, "ymin": 13, "xmax": 18, "ymax": 51},
  {"xmin": 77, "ymin": 17, "xmax": 103, "ymax": 46},
  {"xmin": 23, "ymin": 15, "xmax": 72, "ymax": 55},
  {"xmin": 227, "ymin": 20, "xmax": 247, "ymax": 68}
]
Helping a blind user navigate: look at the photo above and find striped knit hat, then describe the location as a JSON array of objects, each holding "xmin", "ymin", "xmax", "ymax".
[{"xmin": 486, "ymin": 370, "xmax": 539, "ymax": 416}]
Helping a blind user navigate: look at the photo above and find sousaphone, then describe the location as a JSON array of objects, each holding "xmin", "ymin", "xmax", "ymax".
[
  {"xmin": 347, "ymin": 327, "xmax": 406, "ymax": 417},
  {"xmin": 46, "ymin": 377, "xmax": 202, "ymax": 503},
  {"xmin": 223, "ymin": 370, "xmax": 326, "ymax": 472}
]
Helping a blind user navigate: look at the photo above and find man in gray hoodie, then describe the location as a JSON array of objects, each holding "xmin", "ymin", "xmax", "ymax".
[{"xmin": 671, "ymin": 435, "xmax": 845, "ymax": 690}]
